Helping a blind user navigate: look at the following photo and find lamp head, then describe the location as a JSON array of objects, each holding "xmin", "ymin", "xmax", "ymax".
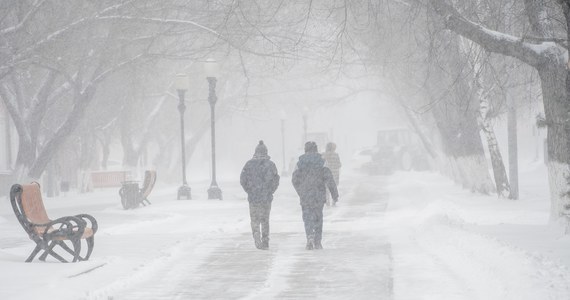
[
  {"xmin": 174, "ymin": 73, "xmax": 188, "ymax": 91},
  {"xmin": 204, "ymin": 58, "xmax": 220, "ymax": 78}
]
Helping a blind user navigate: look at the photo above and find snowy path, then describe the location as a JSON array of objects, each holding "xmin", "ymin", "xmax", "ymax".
[
  {"xmin": 107, "ymin": 176, "xmax": 393, "ymax": 299},
  {"xmin": 3, "ymin": 170, "xmax": 569, "ymax": 299}
]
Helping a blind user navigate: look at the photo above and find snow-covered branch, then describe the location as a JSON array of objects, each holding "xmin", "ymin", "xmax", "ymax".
[
  {"xmin": 429, "ymin": 0, "xmax": 549, "ymax": 67},
  {"xmin": 0, "ymin": 0, "xmax": 47, "ymax": 36},
  {"xmin": 94, "ymin": 15, "xmax": 222, "ymax": 39},
  {"xmin": 88, "ymin": 54, "xmax": 145, "ymax": 89}
]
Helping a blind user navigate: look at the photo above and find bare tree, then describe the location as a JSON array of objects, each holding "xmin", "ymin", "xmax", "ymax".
[{"xmin": 427, "ymin": 0, "xmax": 570, "ymax": 220}]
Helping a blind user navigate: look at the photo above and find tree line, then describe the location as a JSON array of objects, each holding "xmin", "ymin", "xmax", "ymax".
[{"xmin": 2, "ymin": 0, "xmax": 570, "ymax": 225}]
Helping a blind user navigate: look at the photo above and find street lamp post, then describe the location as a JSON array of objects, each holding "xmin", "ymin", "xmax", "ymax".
[
  {"xmin": 205, "ymin": 59, "xmax": 222, "ymax": 200},
  {"xmin": 280, "ymin": 110, "xmax": 288, "ymax": 177},
  {"xmin": 302, "ymin": 106, "xmax": 309, "ymax": 143},
  {"xmin": 175, "ymin": 73, "xmax": 192, "ymax": 200}
]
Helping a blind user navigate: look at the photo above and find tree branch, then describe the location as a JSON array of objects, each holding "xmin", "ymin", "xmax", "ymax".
[
  {"xmin": 429, "ymin": 0, "xmax": 545, "ymax": 67},
  {"xmin": 0, "ymin": 0, "xmax": 47, "ymax": 36}
]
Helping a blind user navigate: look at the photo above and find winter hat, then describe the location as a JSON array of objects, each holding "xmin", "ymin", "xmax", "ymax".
[
  {"xmin": 304, "ymin": 141, "xmax": 318, "ymax": 153},
  {"xmin": 255, "ymin": 140, "xmax": 268, "ymax": 156},
  {"xmin": 326, "ymin": 142, "xmax": 336, "ymax": 152}
]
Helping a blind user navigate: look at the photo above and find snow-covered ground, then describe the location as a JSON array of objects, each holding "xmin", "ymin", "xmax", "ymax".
[
  {"xmin": 1, "ymin": 162, "xmax": 569, "ymax": 299},
  {"xmin": 386, "ymin": 162, "xmax": 570, "ymax": 299}
]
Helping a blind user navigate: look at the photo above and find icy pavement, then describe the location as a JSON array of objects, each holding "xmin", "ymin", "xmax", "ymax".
[
  {"xmin": 109, "ymin": 176, "xmax": 392, "ymax": 299},
  {"xmin": 0, "ymin": 174, "xmax": 392, "ymax": 300}
]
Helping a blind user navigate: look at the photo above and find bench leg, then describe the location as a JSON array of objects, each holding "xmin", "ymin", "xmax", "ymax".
[
  {"xmin": 41, "ymin": 241, "xmax": 69, "ymax": 263},
  {"xmin": 39, "ymin": 241, "xmax": 57, "ymax": 261},
  {"xmin": 48, "ymin": 248, "xmax": 69, "ymax": 263},
  {"xmin": 39, "ymin": 240, "xmax": 80, "ymax": 263},
  {"xmin": 25, "ymin": 244, "xmax": 42, "ymax": 263},
  {"xmin": 82, "ymin": 236, "xmax": 95, "ymax": 261},
  {"xmin": 55, "ymin": 239, "xmax": 81, "ymax": 262},
  {"xmin": 71, "ymin": 239, "xmax": 81, "ymax": 262}
]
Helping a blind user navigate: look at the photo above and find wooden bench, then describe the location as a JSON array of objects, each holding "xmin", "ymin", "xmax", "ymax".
[
  {"xmin": 10, "ymin": 182, "xmax": 98, "ymax": 263},
  {"xmin": 91, "ymin": 170, "xmax": 129, "ymax": 188},
  {"xmin": 119, "ymin": 170, "xmax": 157, "ymax": 209}
]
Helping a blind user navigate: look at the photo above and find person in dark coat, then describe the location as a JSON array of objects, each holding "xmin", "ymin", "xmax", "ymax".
[
  {"xmin": 292, "ymin": 141, "xmax": 339, "ymax": 250},
  {"xmin": 240, "ymin": 141, "xmax": 280, "ymax": 250}
]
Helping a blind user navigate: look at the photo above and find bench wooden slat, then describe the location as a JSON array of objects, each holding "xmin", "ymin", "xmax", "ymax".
[{"xmin": 21, "ymin": 183, "xmax": 51, "ymax": 225}]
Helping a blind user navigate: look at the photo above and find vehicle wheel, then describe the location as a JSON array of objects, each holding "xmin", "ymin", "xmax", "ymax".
[{"xmin": 400, "ymin": 151, "xmax": 413, "ymax": 171}]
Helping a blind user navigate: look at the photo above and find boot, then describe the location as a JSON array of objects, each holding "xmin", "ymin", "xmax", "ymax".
[
  {"xmin": 261, "ymin": 238, "xmax": 269, "ymax": 250},
  {"xmin": 314, "ymin": 241, "xmax": 323, "ymax": 250},
  {"xmin": 305, "ymin": 237, "xmax": 314, "ymax": 250},
  {"xmin": 253, "ymin": 232, "xmax": 262, "ymax": 249}
]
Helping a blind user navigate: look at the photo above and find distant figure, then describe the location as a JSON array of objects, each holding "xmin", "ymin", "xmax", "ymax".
[
  {"xmin": 292, "ymin": 141, "xmax": 339, "ymax": 250},
  {"xmin": 322, "ymin": 142, "xmax": 342, "ymax": 206},
  {"xmin": 240, "ymin": 141, "xmax": 280, "ymax": 250}
]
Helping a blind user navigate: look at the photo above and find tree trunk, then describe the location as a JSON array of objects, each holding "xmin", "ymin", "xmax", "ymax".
[
  {"xmin": 402, "ymin": 104, "xmax": 438, "ymax": 160},
  {"xmin": 28, "ymin": 90, "xmax": 94, "ymax": 179},
  {"xmin": 475, "ymin": 73, "xmax": 510, "ymax": 197},
  {"xmin": 462, "ymin": 36, "xmax": 510, "ymax": 197},
  {"xmin": 538, "ymin": 64, "xmax": 570, "ymax": 219},
  {"xmin": 100, "ymin": 138, "xmax": 111, "ymax": 170},
  {"xmin": 14, "ymin": 134, "xmax": 34, "ymax": 181},
  {"xmin": 480, "ymin": 119, "xmax": 510, "ymax": 197},
  {"xmin": 508, "ymin": 97, "xmax": 519, "ymax": 200},
  {"xmin": 4, "ymin": 108, "xmax": 12, "ymax": 169},
  {"xmin": 120, "ymin": 99, "xmax": 140, "ymax": 169},
  {"xmin": 432, "ymin": 97, "xmax": 495, "ymax": 194},
  {"xmin": 422, "ymin": 33, "xmax": 495, "ymax": 194}
]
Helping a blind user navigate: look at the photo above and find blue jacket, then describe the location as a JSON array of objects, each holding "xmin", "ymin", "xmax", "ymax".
[{"xmin": 292, "ymin": 153, "xmax": 339, "ymax": 207}]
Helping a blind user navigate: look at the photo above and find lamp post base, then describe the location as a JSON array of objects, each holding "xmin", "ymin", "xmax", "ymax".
[
  {"xmin": 208, "ymin": 185, "xmax": 222, "ymax": 200},
  {"xmin": 177, "ymin": 185, "xmax": 192, "ymax": 200}
]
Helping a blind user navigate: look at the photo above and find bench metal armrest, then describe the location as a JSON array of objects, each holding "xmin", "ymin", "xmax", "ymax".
[
  {"xmin": 75, "ymin": 214, "xmax": 98, "ymax": 234},
  {"xmin": 37, "ymin": 216, "xmax": 85, "ymax": 239}
]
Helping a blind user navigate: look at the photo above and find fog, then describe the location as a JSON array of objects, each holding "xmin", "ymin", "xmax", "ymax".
[{"xmin": 195, "ymin": 90, "xmax": 403, "ymax": 182}]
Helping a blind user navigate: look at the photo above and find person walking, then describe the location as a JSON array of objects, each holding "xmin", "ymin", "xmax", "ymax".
[
  {"xmin": 292, "ymin": 141, "xmax": 339, "ymax": 250},
  {"xmin": 240, "ymin": 141, "xmax": 280, "ymax": 250},
  {"xmin": 322, "ymin": 142, "xmax": 341, "ymax": 206}
]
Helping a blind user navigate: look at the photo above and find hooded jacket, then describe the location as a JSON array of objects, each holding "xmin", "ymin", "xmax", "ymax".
[
  {"xmin": 292, "ymin": 153, "xmax": 339, "ymax": 207},
  {"xmin": 240, "ymin": 144, "xmax": 280, "ymax": 203}
]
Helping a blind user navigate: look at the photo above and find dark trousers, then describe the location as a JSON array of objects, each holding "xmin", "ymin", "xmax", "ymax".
[
  {"xmin": 249, "ymin": 201, "xmax": 272, "ymax": 241},
  {"xmin": 301, "ymin": 204, "xmax": 324, "ymax": 243}
]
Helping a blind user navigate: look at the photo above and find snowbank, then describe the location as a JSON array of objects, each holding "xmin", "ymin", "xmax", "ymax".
[{"xmin": 385, "ymin": 165, "xmax": 570, "ymax": 299}]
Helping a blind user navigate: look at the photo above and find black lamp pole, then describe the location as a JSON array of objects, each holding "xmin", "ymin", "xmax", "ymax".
[
  {"xmin": 302, "ymin": 113, "xmax": 308, "ymax": 143},
  {"xmin": 177, "ymin": 88, "xmax": 191, "ymax": 200},
  {"xmin": 207, "ymin": 77, "xmax": 222, "ymax": 200},
  {"xmin": 281, "ymin": 116, "xmax": 288, "ymax": 177}
]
